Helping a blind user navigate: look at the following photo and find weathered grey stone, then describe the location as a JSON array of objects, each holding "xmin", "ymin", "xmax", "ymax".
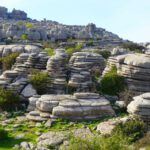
[
  {"xmin": 27, "ymin": 93, "xmax": 115, "ymax": 121},
  {"xmin": 21, "ymin": 84, "xmax": 37, "ymax": 97},
  {"xmin": 127, "ymin": 93, "xmax": 150, "ymax": 130},
  {"xmin": 103, "ymin": 53, "xmax": 150, "ymax": 95}
]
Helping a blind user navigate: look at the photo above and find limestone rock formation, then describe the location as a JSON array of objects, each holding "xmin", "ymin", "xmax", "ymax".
[
  {"xmin": 0, "ymin": 51, "xmax": 49, "ymax": 99},
  {"xmin": 46, "ymin": 49, "xmax": 68, "ymax": 94},
  {"xmin": 9, "ymin": 9, "xmax": 27, "ymax": 20},
  {"xmin": 0, "ymin": 6, "xmax": 8, "ymax": 19},
  {"xmin": 0, "ymin": 44, "xmax": 41, "ymax": 57},
  {"xmin": 27, "ymin": 92, "xmax": 115, "ymax": 121},
  {"xmin": 127, "ymin": 93, "xmax": 150, "ymax": 130},
  {"xmin": 103, "ymin": 53, "xmax": 150, "ymax": 95},
  {"xmin": 0, "ymin": 6, "xmax": 124, "ymax": 46},
  {"xmin": 0, "ymin": 6, "xmax": 27, "ymax": 20},
  {"xmin": 68, "ymin": 52, "xmax": 105, "ymax": 92}
]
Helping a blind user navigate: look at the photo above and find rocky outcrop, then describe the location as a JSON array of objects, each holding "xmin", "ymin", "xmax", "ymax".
[
  {"xmin": 46, "ymin": 49, "xmax": 68, "ymax": 94},
  {"xmin": 0, "ymin": 6, "xmax": 124, "ymax": 45},
  {"xmin": 27, "ymin": 92, "xmax": 115, "ymax": 121},
  {"xmin": 96, "ymin": 116, "xmax": 130, "ymax": 135},
  {"xmin": 68, "ymin": 52, "xmax": 105, "ymax": 92},
  {"xmin": 0, "ymin": 6, "xmax": 8, "ymax": 19},
  {"xmin": 103, "ymin": 53, "xmax": 150, "ymax": 95},
  {"xmin": 0, "ymin": 6, "xmax": 27, "ymax": 20},
  {"xmin": 0, "ymin": 44, "xmax": 41, "ymax": 57},
  {"xmin": 9, "ymin": 9, "xmax": 27, "ymax": 20},
  {"xmin": 0, "ymin": 51, "xmax": 49, "ymax": 98},
  {"xmin": 127, "ymin": 93, "xmax": 150, "ymax": 130}
]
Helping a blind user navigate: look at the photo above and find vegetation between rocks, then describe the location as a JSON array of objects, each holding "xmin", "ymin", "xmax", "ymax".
[
  {"xmin": 29, "ymin": 71, "xmax": 50, "ymax": 94},
  {"xmin": 101, "ymin": 65, "xmax": 126, "ymax": 95},
  {"xmin": 44, "ymin": 48, "xmax": 55, "ymax": 56},
  {"xmin": 0, "ymin": 88, "xmax": 20, "ymax": 111},
  {"xmin": 0, "ymin": 53, "xmax": 19, "ymax": 70}
]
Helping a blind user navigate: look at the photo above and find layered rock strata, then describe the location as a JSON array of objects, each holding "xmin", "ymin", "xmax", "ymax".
[
  {"xmin": 103, "ymin": 53, "xmax": 150, "ymax": 95},
  {"xmin": 68, "ymin": 52, "xmax": 105, "ymax": 92},
  {"xmin": 13, "ymin": 52, "xmax": 49, "ymax": 73},
  {"xmin": 0, "ymin": 44, "xmax": 41, "ymax": 57},
  {"xmin": 127, "ymin": 93, "xmax": 150, "ymax": 130},
  {"xmin": 46, "ymin": 49, "xmax": 68, "ymax": 94},
  {"xmin": 27, "ymin": 92, "xmax": 115, "ymax": 121}
]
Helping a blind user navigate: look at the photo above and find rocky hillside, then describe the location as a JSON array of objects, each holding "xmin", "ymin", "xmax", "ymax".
[{"xmin": 0, "ymin": 6, "xmax": 124, "ymax": 47}]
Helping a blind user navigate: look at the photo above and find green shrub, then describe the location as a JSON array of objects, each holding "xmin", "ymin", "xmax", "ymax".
[
  {"xmin": 25, "ymin": 23, "xmax": 33, "ymax": 29},
  {"xmin": 121, "ymin": 42, "xmax": 145, "ymax": 53},
  {"xmin": 29, "ymin": 72, "xmax": 50, "ymax": 94},
  {"xmin": 0, "ymin": 127, "xmax": 8, "ymax": 140},
  {"xmin": 0, "ymin": 88, "xmax": 20, "ymax": 110},
  {"xmin": 44, "ymin": 48, "xmax": 55, "ymax": 56},
  {"xmin": 101, "ymin": 66, "xmax": 126, "ymax": 95},
  {"xmin": 99, "ymin": 50, "xmax": 111, "ymax": 59},
  {"xmin": 112, "ymin": 117, "xmax": 146, "ymax": 143},
  {"xmin": 17, "ymin": 21, "xmax": 24, "ymax": 26},
  {"xmin": 0, "ymin": 53, "xmax": 19, "ymax": 70},
  {"xmin": 66, "ymin": 44, "xmax": 83, "ymax": 57},
  {"xmin": 21, "ymin": 34, "xmax": 28, "ymax": 40},
  {"xmin": 67, "ymin": 134, "xmax": 128, "ymax": 150}
]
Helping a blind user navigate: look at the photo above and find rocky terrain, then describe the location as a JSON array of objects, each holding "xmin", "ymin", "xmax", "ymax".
[
  {"xmin": 0, "ymin": 6, "xmax": 124, "ymax": 46},
  {"xmin": 0, "ymin": 5, "xmax": 150, "ymax": 150}
]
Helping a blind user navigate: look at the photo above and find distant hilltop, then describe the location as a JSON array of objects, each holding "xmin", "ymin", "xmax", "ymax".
[
  {"xmin": 0, "ymin": 6, "xmax": 125, "ymax": 47},
  {"xmin": 0, "ymin": 6, "xmax": 27, "ymax": 20}
]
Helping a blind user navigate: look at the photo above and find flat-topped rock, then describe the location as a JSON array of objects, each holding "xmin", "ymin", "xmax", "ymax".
[{"xmin": 27, "ymin": 92, "xmax": 115, "ymax": 121}]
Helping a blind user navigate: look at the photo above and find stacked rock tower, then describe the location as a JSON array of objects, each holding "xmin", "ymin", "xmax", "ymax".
[{"xmin": 46, "ymin": 49, "xmax": 68, "ymax": 94}]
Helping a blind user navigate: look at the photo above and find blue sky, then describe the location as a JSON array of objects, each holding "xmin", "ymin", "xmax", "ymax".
[{"xmin": 0, "ymin": 0, "xmax": 150, "ymax": 42}]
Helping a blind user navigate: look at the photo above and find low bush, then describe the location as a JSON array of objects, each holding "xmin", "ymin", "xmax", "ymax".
[
  {"xmin": 21, "ymin": 34, "xmax": 28, "ymax": 40},
  {"xmin": 67, "ymin": 134, "xmax": 128, "ymax": 150},
  {"xmin": 29, "ymin": 72, "xmax": 50, "ymax": 94},
  {"xmin": 0, "ymin": 88, "xmax": 20, "ymax": 110},
  {"xmin": 0, "ymin": 127, "xmax": 8, "ymax": 140},
  {"xmin": 99, "ymin": 50, "xmax": 111, "ymax": 59},
  {"xmin": 121, "ymin": 42, "xmax": 145, "ymax": 53},
  {"xmin": 0, "ymin": 53, "xmax": 19, "ymax": 70},
  {"xmin": 101, "ymin": 66, "xmax": 126, "ymax": 95},
  {"xmin": 25, "ymin": 23, "xmax": 33, "ymax": 29},
  {"xmin": 66, "ymin": 44, "xmax": 83, "ymax": 57},
  {"xmin": 112, "ymin": 117, "xmax": 146, "ymax": 143},
  {"xmin": 44, "ymin": 48, "xmax": 55, "ymax": 56}
]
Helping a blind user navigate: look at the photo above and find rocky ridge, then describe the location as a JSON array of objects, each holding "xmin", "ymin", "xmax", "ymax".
[{"xmin": 0, "ymin": 6, "xmax": 124, "ymax": 47}]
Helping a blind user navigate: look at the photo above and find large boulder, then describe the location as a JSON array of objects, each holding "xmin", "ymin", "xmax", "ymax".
[
  {"xmin": 127, "ymin": 93, "xmax": 150, "ymax": 130},
  {"xmin": 21, "ymin": 84, "xmax": 37, "ymax": 98},
  {"xmin": 103, "ymin": 53, "xmax": 150, "ymax": 95},
  {"xmin": 27, "ymin": 93, "xmax": 115, "ymax": 121}
]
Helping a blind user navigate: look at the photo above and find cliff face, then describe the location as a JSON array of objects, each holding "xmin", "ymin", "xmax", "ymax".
[{"xmin": 0, "ymin": 6, "xmax": 124, "ymax": 46}]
